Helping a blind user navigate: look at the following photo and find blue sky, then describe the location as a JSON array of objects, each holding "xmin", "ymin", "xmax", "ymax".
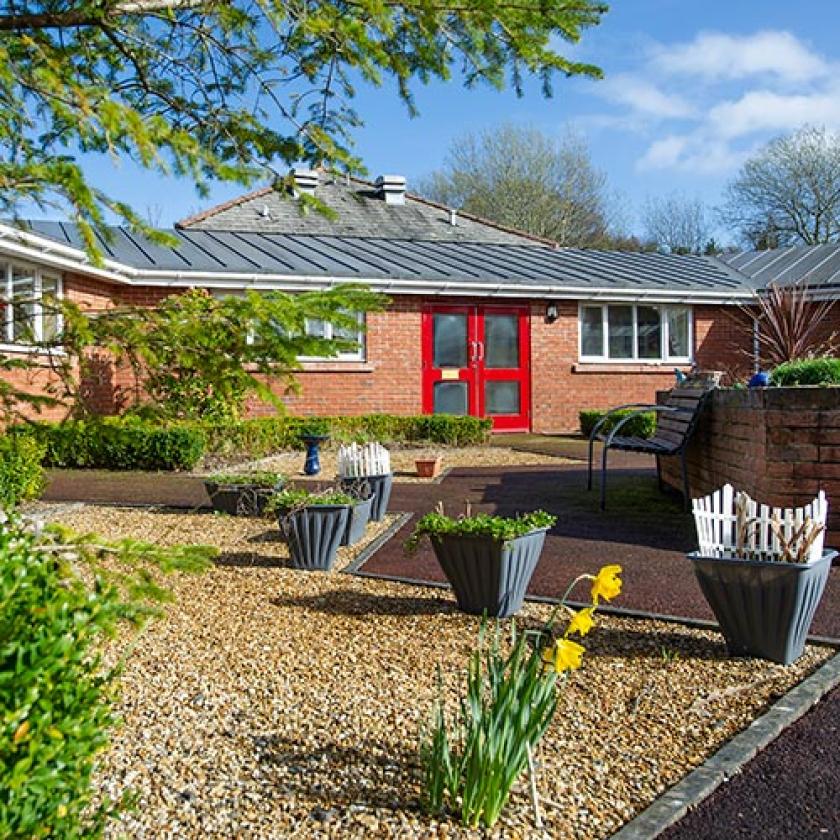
[{"xmin": 81, "ymin": 0, "xmax": 840, "ymax": 238}]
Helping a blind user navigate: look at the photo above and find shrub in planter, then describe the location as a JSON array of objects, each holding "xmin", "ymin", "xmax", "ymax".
[
  {"xmin": 770, "ymin": 357, "xmax": 840, "ymax": 386},
  {"xmin": 0, "ymin": 435, "xmax": 45, "ymax": 509},
  {"xmin": 269, "ymin": 489, "xmax": 355, "ymax": 571},
  {"xmin": 579, "ymin": 409, "xmax": 656, "ymax": 439},
  {"xmin": 204, "ymin": 471, "xmax": 286, "ymax": 516},
  {"xmin": 406, "ymin": 506, "xmax": 557, "ymax": 617},
  {"xmin": 420, "ymin": 564, "xmax": 623, "ymax": 828}
]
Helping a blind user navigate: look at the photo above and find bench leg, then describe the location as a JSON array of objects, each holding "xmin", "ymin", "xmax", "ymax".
[
  {"xmin": 680, "ymin": 451, "xmax": 690, "ymax": 512},
  {"xmin": 587, "ymin": 436, "xmax": 595, "ymax": 491},
  {"xmin": 600, "ymin": 445, "xmax": 609, "ymax": 511},
  {"xmin": 656, "ymin": 455, "xmax": 663, "ymax": 491}
]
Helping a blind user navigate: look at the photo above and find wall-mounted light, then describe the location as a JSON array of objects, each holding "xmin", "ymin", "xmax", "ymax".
[{"xmin": 545, "ymin": 303, "xmax": 559, "ymax": 324}]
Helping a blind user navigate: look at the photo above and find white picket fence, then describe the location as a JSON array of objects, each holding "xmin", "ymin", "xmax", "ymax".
[
  {"xmin": 337, "ymin": 442, "xmax": 391, "ymax": 478},
  {"xmin": 692, "ymin": 483, "xmax": 827, "ymax": 563}
]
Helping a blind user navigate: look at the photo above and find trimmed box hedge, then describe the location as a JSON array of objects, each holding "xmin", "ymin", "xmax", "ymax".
[
  {"xmin": 0, "ymin": 436, "xmax": 45, "ymax": 509},
  {"xmin": 771, "ymin": 358, "xmax": 840, "ymax": 386},
  {"xmin": 13, "ymin": 419, "xmax": 206, "ymax": 471},
  {"xmin": 579, "ymin": 409, "xmax": 656, "ymax": 439}
]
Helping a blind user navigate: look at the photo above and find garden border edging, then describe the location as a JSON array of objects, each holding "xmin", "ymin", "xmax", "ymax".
[{"xmin": 607, "ymin": 651, "xmax": 840, "ymax": 840}]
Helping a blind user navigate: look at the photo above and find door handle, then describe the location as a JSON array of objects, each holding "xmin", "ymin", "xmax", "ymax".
[
  {"xmin": 469, "ymin": 340, "xmax": 479, "ymax": 365},
  {"xmin": 476, "ymin": 341, "xmax": 485, "ymax": 362}
]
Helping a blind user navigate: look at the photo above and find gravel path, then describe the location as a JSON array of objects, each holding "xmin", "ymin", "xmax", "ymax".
[{"xmin": 44, "ymin": 505, "xmax": 835, "ymax": 840}]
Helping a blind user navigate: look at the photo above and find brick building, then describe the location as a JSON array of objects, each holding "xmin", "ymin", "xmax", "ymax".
[{"xmin": 1, "ymin": 170, "xmax": 837, "ymax": 433}]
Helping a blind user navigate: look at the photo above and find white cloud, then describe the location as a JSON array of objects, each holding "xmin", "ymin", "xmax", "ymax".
[
  {"xmin": 598, "ymin": 74, "xmax": 694, "ymax": 118},
  {"xmin": 708, "ymin": 88, "xmax": 840, "ymax": 138},
  {"xmin": 652, "ymin": 30, "xmax": 830, "ymax": 83},
  {"xmin": 637, "ymin": 135, "xmax": 751, "ymax": 175}
]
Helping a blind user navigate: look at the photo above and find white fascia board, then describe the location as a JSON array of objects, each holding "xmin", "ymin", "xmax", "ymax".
[{"xmin": 0, "ymin": 223, "xmax": 752, "ymax": 304}]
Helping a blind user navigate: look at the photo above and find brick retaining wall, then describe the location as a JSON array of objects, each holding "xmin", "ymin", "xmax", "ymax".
[{"xmin": 659, "ymin": 387, "xmax": 840, "ymax": 547}]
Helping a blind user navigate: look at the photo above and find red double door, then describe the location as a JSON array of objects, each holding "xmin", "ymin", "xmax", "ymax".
[{"xmin": 421, "ymin": 304, "xmax": 530, "ymax": 432}]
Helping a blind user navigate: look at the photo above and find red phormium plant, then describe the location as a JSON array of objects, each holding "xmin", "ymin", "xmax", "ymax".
[{"xmin": 739, "ymin": 281, "xmax": 838, "ymax": 367}]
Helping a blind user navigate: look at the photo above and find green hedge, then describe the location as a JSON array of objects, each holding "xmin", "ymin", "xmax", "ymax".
[
  {"xmin": 14, "ymin": 419, "xmax": 206, "ymax": 471},
  {"xmin": 0, "ymin": 517, "xmax": 122, "ymax": 836},
  {"xmin": 579, "ymin": 409, "xmax": 656, "ymax": 439},
  {"xmin": 771, "ymin": 358, "xmax": 840, "ymax": 386},
  {"xmin": 199, "ymin": 413, "xmax": 493, "ymax": 456},
  {"xmin": 0, "ymin": 436, "xmax": 45, "ymax": 509}
]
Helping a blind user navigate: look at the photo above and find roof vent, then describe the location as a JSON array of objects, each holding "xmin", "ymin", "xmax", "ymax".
[
  {"xmin": 290, "ymin": 168, "xmax": 319, "ymax": 196},
  {"xmin": 448, "ymin": 208, "xmax": 458, "ymax": 226},
  {"xmin": 375, "ymin": 174, "xmax": 406, "ymax": 206}
]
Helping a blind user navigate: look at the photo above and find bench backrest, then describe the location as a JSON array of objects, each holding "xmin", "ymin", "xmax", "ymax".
[{"xmin": 654, "ymin": 387, "xmax": 713, "ymax": 451}]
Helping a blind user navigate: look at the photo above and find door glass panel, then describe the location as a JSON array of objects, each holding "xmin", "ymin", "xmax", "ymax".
[
  {"xmin": 637, "ymin": 306, "xmax": 661, "ymax": 359},
  {"xmin": 607, "ymin": 305, "xmax": 633, "ymax": 359},
  {"xmin": 433, "ymin": 313, "xmax": 468, "ymax": 368},
  {"xmin": 484, "ymin": 314, "xmax": 519, "ymax": 369},
  {"xmin": 433, "ymin": 381, "xmax": 468, "ymax": 415},
  {"xmin": 485, "ymin": 381, "xmax": 520, "ymax": 415}
]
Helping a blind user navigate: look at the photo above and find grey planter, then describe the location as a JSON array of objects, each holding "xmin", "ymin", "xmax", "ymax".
[
  {"xmin": 204, "ymin": 482, "xmax": 280, "ymax": 517},
  {"xmin": 430, "ymin": 529, "xmax": 548, "ymax": 618},
  {"xmin": 688, "ymin": 550, "xmax": 836, "ymax": 665},
  {"xmin": 279, "ymin": 504, "xmax": 350, "ymax": 571},
  {"xmin": 342, "ymin": 496, "xmax": 373, "ymax": 546},
  {"xmin": 341, "ymin": 473, "xmax": 393, "ymax": 522}
]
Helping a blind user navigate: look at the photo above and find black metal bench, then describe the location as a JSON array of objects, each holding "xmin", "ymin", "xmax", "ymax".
[{"xmin": 587, "ymin": 387, "xmax": 713, "ymax": 511}]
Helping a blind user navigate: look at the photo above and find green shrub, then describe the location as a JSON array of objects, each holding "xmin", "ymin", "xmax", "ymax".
[
  {"xmin": 0, "ymin": 435, "xmax": 45, "ymax": 509},
  {"xmin": 14, "ymin": 418, "xmax": 206, "ymax": 471},
  {"xmin": 771, "ymin": 358, "xmax": 840, "ymax": 386},
  {"xmin": 0, "ymin": 516, "xmax": 123, "ymax": 837},
  {"xmin": 579, "ymin": 409, "xmax": 656, "ymax": 439},
  {"xmin": 199, "ymin": 414, "xmax": 492, "ymax": 456}
]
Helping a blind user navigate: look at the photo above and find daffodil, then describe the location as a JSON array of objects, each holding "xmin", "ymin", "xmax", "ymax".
[
  {"xmin": 591, "ymin": 564, "xmax": 622, "ymax": 604},
  {"xmin": 565, "ymin": 607, "xmax": 595, "ymax": 637},
  {"xmin": 542, "ymin": 638, "xmax": 585, "ymax": 673}
]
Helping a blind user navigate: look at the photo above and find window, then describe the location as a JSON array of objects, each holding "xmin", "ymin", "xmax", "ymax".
[
  {"xmin": 1, "ymin": 262, "xmax": 62, "ymax": 347},
  {"xmin": 302, "ymin": 313, "xmax": 365, "ymax": 361},
  {"xmin": 579, "ymin": 304, "xmax": 691, "ymax": 363}
]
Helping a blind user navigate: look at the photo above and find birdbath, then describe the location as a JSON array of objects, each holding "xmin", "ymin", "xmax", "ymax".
[{"xmin": 301, "ymin": 434, "xmax": 329, "ymax": 475}]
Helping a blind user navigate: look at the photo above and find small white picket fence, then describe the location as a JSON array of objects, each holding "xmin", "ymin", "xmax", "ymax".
[
  {"xmin": 337, "ymin": 442, "xmax": 391, "ymax": 478},
  {"xmin": 692, "ymin": 483, "xmax": 827, "ymax": 563}
]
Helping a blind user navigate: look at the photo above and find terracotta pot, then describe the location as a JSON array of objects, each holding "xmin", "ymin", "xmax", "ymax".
[{"xmin": 415, "ymin": 457, "xmax": 442, "ymax": 478}]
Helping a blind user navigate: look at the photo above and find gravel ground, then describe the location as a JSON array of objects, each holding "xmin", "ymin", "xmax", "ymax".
[
  {"xmin": 48, "ymin": 506, "xmax": 834, "ymax": 840},
  {"xmin": 211, "ymin": 446, "xmax": 572, "ymax": 483}
]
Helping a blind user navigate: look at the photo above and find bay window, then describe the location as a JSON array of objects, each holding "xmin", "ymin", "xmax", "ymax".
[
  {"xmin": 1, "ymin": 262, "xmax": 62, "ymax": 346},
  {"xmin": 579, "ymin": 303, "xmax": 691, "ymax": 363}
]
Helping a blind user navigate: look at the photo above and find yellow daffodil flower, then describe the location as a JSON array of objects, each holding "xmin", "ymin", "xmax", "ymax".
[
  {"xmin": 542, "ymin": 638, "xmax": 585, "ymax": 673},
  {"xmin": 591, "ymin": 564, "xmax": 622, "ymax": 604},
  {"xmin": 565, "ymin": 607, "xmax": 595, "ymax": 638}
]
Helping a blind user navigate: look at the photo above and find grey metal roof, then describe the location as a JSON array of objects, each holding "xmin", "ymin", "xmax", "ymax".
[
  {"xmin": 720, "ymin": 244, "xmax": 840, "ymax": 289},
  {"xmin": 21, "ymin": 220, "xmax": 752, "ymax": 293},
  {"xmin": 175, "ymin": 174, "xmax": 545, "ymax": 245}
]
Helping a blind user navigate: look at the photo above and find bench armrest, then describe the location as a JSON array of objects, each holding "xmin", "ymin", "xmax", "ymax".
[
  {"xmin": 588, "ymin": 403, "xmax": 660, "ymax": 444},
  {"xmin": 603, "ymin": 405, "xmax": 692, "ymax": 447}
]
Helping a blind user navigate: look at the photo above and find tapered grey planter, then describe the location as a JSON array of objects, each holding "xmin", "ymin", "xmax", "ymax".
[
  {"xmin": 204, "ymin": 482, "xmax": 281, "ymax": 517},
  {"xmin": 341, "ymin": 496, "xmax": 373, "ymax": 546},
  {"xmin": 430, "ymin": 529, "xmax": 548, "ymax": 618},
  {"xmin": 279, "ymin": 504, "xmax": 350, "ymax": 571},
  {"xmin": 342, "ymin": 473, "xmax": 393, "ymax": 522},
  {"xmin": 688, "ymin": 550, "xmax": 836, "ymax": 665}
]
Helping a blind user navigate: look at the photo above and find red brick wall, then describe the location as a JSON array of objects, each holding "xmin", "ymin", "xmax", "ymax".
[{"xmin": 660, "ymin": 387, "xmax": 840, "ymax": 548}]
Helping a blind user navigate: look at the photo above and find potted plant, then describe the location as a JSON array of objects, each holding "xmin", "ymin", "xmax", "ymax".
[
  {"xmin": 689, "ymin": 484, "xmax": 835, "ymax": 665},
  {"xmin": 297, "ymin": 419, "xmax": 330, "ymax": 476},
  {"xmin": 204, "ymin": 471, "xmax": 286, "ymax": 516},
  {"xmin": 337, "ymin": 442, "xmax": 393, "ymax": 522},
  {"xmin": 340, "ymin": 479, "xmax": 374, "ymax": 546},
  {"xmin": 268, "ymin": 487, "xmax": 354, "ymax": 571},
  {"xmin": 406, "ymin": 503, "xmax": 557, "ymax": 617},
  {"xmin": 415, "ymin": 454, "xmax": 443, "ymax": 479}
]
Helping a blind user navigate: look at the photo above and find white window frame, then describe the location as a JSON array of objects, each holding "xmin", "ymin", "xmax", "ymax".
[
  {"xmin": 1, "ymin": 261, "xmax": 63, "ymax": 351},
  {"xmin": 300, "ymin": 313, "xmax": 366, "ymax": 362},
  {"xmin": 578, "ymin": 303, "xmax": 692, "ymax": 364}
]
